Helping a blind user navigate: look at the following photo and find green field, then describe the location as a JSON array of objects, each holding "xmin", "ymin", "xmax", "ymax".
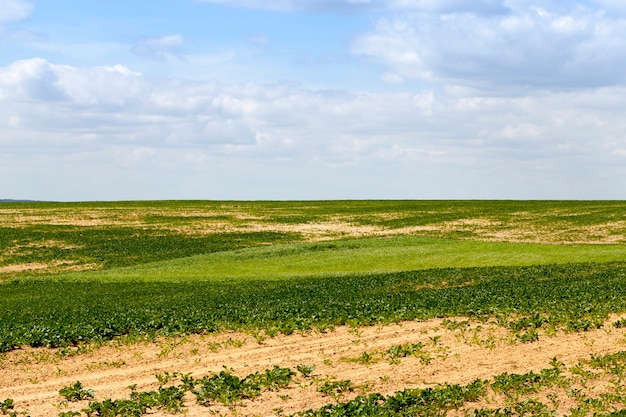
[
  {"xmin": 1, "ymin": 200, "xmax": 626, "ymax": 351},
  {"xmin": 2, "ymin": 261, "xmax": 626, "ymax": 352},
  {"xmin": 69, "ymin": 236, "xmax": 626, "ymax": 282},
  {"xmin": 2, "ymin": 199, "xmax": 626, "ymax": 279},
  {"xmin": 4, "ymin": 200, "xmax": 626, "ymax": 417}
]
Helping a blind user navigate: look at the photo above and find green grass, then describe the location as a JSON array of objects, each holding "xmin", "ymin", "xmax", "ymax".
[{"xmin": 47, "ymin": 235, "xmax": 626, "ymax": 283}]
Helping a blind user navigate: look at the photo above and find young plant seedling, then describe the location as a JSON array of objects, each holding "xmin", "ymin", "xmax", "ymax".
[{"xmin": 59, "ymin": 382, "xmax": 94, "ymax": 402}]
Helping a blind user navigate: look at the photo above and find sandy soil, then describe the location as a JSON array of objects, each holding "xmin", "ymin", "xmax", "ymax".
[{"xmin": 2, "ymin": 317, "xmax": 626, "ymax": 416}]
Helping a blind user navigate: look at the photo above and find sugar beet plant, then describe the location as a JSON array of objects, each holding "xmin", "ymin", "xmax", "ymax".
[
  {"xmin": 0, "ymin": 398, "xmax": 29, "ymax": 417},
  {"xmin": 59, "ymin": 382, "xmax": 94, "ymax": 402},
  {"xmin": 2, "ymin": 262, "xmax": 626, "ymax": 352},
  {"xmin": 13, "ymin": 352, "xmax": 626, "ymax": 416},
  {"xmin": 294, "ymin": 352, "xmax": 626, "ymax": 417},
  {"xmin": 295, "ymin": 379, "xmax": 489, "ymax": 417},
  {"xmin": 71, "ymin": 366, "xmax": 297, "ymax": 416},
  {"xmin": 194, "ymin": 366, "xmax": 295, "ymax": 406}
]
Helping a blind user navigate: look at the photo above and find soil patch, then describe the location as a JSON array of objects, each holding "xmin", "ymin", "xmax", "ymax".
[{"xmin": 2, "ymin": 318, "xmax": 626, "ymax": 416}]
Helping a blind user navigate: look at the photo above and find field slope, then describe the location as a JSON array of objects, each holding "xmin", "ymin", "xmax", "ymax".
[{"xmin": 1, "ymin": 200, "xmax": 626, "ymax": 416}]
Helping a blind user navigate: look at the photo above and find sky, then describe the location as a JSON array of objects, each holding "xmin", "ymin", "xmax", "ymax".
[{"xmin": 1, "ymin": 0, "xmax": 626, "ymax": 201}]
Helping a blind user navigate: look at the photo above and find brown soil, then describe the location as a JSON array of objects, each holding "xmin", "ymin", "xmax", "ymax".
[
  {"xmin": 2, "ymin": 318, "xmax": 626, "ymax": 416},
  {"xmin": 0, "ymin": 263, "xmax": 52, "ymax": 273}
]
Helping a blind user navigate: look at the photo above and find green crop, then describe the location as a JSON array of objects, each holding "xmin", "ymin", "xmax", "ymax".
[
  {"xmin": 3, "ymin": 200, "xmax": 626, "ymax": 280},
  {"xmin": 0, "ymin": 399, "xmax": 14, "ymax": 415},
  {"xmin": 316, "ymin": 378, "xmax": 354, "ymax": 399},
  {"xmin": 59, "ymin": 381, "xmax": 94, "ymax": 402},
  {"xmin": 82, "ymin": 398, "xmax": 149, "ymax": 417},
  {"xmin": 19, "ymin": 354, "xmax": 626, "ymax": 416},
  {"xmin": 297, "ymin": 379, "xmax": 489, "ymax": 416},
  {"xmin": 0, "ymin": 398, "xmax": 27, "ymax": 417},
  {"xmin": 293, "ymin": 352, "xmax": 626, "ymax": 416},
  {"xmin": 193, "ymin": 366, "xmax": 295, "ymax": 406},
  {"xmin": 385, "ymin": 342, "xmax": 431, "ymax": 364},
  {"xmin": 297, "ymin": 364, "xmax": 316, "ymax": 378},
  {"xmin": 2, "ymin": 262, "xmax": 626, "ymax": 351},
  {"xmin": 0, "ymin": 224, "xmax": 297, "ymax": 279},
  {"xmin": 3, "ymin": 200, "xmax": 626, "ymax": 415},
  {"xmin": 71, "ymin": 367, "xmax": 296, "ymax": 416},
  {"xmin": 45, "ymin": 234, "xmax": 626, "ymax": 283},
  {"xmin": 491, "ymin": 368, "xmax": 566, "ymax": 398},
  {"xmin": 131, "ymin": 386, "xmax": 186, "ymax": 414}
]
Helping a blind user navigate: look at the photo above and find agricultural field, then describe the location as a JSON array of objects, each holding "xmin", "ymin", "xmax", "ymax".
[{"xmin": 1, "ymin": 200, "xmax": 626, "ymax": 416}]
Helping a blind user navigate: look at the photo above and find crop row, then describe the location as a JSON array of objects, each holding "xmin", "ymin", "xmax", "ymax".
[
  {"xmin": 5, "ymin": 351, "xmax": 626, "ymax": 416},
  {"xmin": 1, "ymin": 366, "xmax": 299, "ymax": 417},
  {"xmin": 1, "ymin": 262, "xmax": 626, "ymax": 352},
  {"xmin": 295, "ymin": 352, "xmax": 626, "ymax": 417}
]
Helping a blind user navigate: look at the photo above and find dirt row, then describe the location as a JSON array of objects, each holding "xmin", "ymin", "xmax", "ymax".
[{"xmin": 2, "ymin": 317, "xmax": 626, "ymax": 416}]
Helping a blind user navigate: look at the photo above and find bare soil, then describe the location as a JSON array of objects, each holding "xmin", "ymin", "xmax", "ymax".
[{"xmin": 2, "ymin": 317, "xmax": 626, "ymax": 416}]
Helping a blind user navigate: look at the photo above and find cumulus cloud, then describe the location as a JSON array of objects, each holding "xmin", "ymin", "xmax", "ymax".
[
  {"xmin": 0, "ymin": 58, "xmax": 147, "ymax": 106},
  {"xmin": 351, "ymin": 2, "xmax": 626, "ymax": 90},
  {"xmin": 0, "ymin": 58, "xmax": 67, "ymax": 101},
  {"xmin": 1, "ymin": 57, "xmax": 626, "ymax": 199},
  {"xmin": 131, "ymin": 35, "xmax": 186, "ymax": 60}
]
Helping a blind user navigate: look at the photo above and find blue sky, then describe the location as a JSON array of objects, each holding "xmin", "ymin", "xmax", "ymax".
[{"xmin": 1, "ymin": 0, "xmax": 626, "ymax": 200}]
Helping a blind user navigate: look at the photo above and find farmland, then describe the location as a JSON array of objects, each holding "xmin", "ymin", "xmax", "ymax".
[{"xmin": 1, "ymin": 200, "xmax": 626, "ymax": 416}]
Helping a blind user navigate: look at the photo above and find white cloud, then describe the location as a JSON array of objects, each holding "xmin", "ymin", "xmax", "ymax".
[
  {"xmin": 0, "ymin": 58, "xmax": 67, "ymax": 100},
  {"xmin": 0, "ymin": 0, "xmax": 35, "ymax": 43},
  {"xmin": 351, "ymin": 3, "xmax": 626, "ymax": 90},
  {"xmin": 101, "ymin": 65, "xmax": 142, "ymax": 77},
  {"xmin": 195, "ymin": 0, "xmax": 377, "ymax": 12},
  {"xmin": 0, "ymin": 0, "xmax": 32, "ymax": 24},
  {"xmin": 131, "ymin": 35, "xmax": 186, "ymax": 61},
  {"xmin": 381, "ymin": 72, "xmax": 403, "ymax": 84},
  {"xmin": 2, "ymin": 58, "xmax": 626, "ymax": 199},
  {"xmin": 195, "ymin": 0, "xmax": 509, "ymax": 14},
  {"xmin": 0, "ymin": 58, "xmax": 148, "ymax": 106}
]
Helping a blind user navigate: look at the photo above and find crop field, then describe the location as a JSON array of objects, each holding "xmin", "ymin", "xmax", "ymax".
[{"xmin": 1, "ymin": 200, "xmax": 626, "ymax": 416}]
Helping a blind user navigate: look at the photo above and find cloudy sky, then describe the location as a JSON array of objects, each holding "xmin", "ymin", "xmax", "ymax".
[{"xmin": 1, "ymin": 0, "xmax": 626, "ymax": 200}]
